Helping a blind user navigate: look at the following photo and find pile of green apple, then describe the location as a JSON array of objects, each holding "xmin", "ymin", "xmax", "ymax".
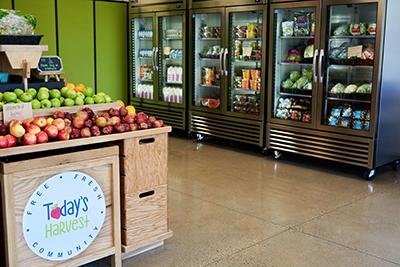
[{"xmin": 0, "ymin": 87, "xmax": 113, "ymax": 111}]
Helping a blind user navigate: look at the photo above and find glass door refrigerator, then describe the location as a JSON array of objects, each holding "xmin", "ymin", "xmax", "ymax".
[
  {"xmin": 129, "ymin": 9, "xmax": 187, "ymax": 130},
  {"xmin": 189, "ymin": 5, "xmax": 267, "ymax": 147},
  {"xmin": 268, "ymin": 0, "xmax": 400, "ymax": 180}
]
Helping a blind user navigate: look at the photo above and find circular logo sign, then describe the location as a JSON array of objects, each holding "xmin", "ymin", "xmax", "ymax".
[{"xmin": 23, "ymin": 171, "xmax": 106, "ymax": 261}]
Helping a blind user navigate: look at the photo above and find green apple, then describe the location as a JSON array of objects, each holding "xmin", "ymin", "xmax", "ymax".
[
  {"xmin": 84, "ymin": 96, "xmax": 94, "ymax": 105},
  {"xmin": 50, "ymin": 98, "xmax": 61, "ymax": 108},
  {"xmin": 64, "ymin": 98, "xmax": 75, "ymax": 107},
  {"xmin": 75, "ymin": 97, "xmax": 84, "ymax": 106},
  {"xmin": 38, "ymin": 87, "xmax": 49, "ymax": 93},
  {"xmin": 16, "ymin": 99, "xmax": 22, "ymax": 103},
  {"xmin": 104, "ymin": 95, "xmax": 112, "ymax": 103},
  {"xmin": 41, "ymin": 99, "xmax": 52, "ymax": 109},
  {"xmin": 20, "ymin": 92, "xmax": 33, "ymax": 102},
  {"xmin": 37, "ymin": 90, "xmax": 50, "ymax": 101},
  {"xmin": 4, "ymin": 92, "xmax": 17, "ymax": 103},
  {"xmin": 64, "ymin": 88, "xmax": 76, "ymax": 99},
  {"xmin": 0, "ymin": 92, "xmax": 3, "ymax": 102},
  {"xmin": 97, "ymin": 92, "xmax": 105, "ymax": 97},
  {"xmin": 83, "ymin": 87, "xmax": 94, "ymax": 97},
  {"xmin": 31, "ymin": 99, "xmax": 41, "ymax": 109},
  {"xmin": 14, "ymin": 88, "xmax": 24, "ymax": 98},
  {"xmin": 27, "ymin": 88, "xmax": 37, "ymax": 99},
  {"xmin": 60, "ymin": 97, "xmax": 65, "ymax": 105},
  {"xmin": 94, "ymin": 95, "xmax": 105, "ymax": 104},
  {"xmin": 0, "ymin": 102, "xmax": 3, "ymax": 111},
  {"xmin": 61, "ymin": 86, "xmax": 69, "ymax": 96},
  {"xmin": 76, "ymin": 92, "xmax": 85, "ymax": 99},
  {"xmin": 49, "ymin": 89, "xmax": 61, "ymax": 99}
]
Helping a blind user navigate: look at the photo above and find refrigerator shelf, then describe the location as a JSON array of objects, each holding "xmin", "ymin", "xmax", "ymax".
[
  {"xmin": 165, "ymin": 38, "xmax": 182, "ymax": 41},
  {"xmin": 138, "ymin": 38, "xmax": 153, "ymax": 40},
  {"xmin": 280, "ymin": 36, "xmax": 314, "ymax": 39},
  {"xmin": 233, "ymin": 88, "xmax": 260, "ymax": 95},
  {"xmin": 279, "ymin": 92, "xmax": 313, "ymax": 98},
  {"xmin": 199, "ymin": 57, "xmax": 219, "ymax": 61},
  {"xmin": 233, "ymin": 60, "xmax": 261, "ymax": 64},
  {"xmin": 199, "ymin": 38, "xmax": 221, "ymax": 41},
  {"xmin": 138, "ymin": 57, "xmax": 152, "ymax": 60},
  {"xmin": 328, "ymin": 64, "xmax": 373, "ymax": 69},
  {"xmin": 165, "ymin": 82, "xmax": 183, "ymax": 86},
  {"xmin": 139, "ymin": 79, "xmax": 153, "ymax": 83},
  {"xmin": 329, "ymin": 35, "xmax": 376, "ymax": 40},
  {"xmin": 234, "ymin": 37, "xmax": 261, "ymax": 41},
  {"xmin": 280, "ymin": 62, "xmax": 313, "ymax": 66},
  {"xmin": 199, "ymin": 84, "xmax": 220, "ymax": 89},
  {"xmin": 326, "ymin": 97, "xmax": 371, "ymax": 104}
]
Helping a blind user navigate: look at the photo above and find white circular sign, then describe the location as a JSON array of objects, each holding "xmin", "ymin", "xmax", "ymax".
[{"xmin": 23, "ymin": 171, "xmax": 106, "ymax": 261}]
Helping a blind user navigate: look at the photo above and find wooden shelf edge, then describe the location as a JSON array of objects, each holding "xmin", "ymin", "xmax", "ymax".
[
  {"xmin": 122, "ymin": 231, "xmax": 173, "ymax": 254},
  {"xmin": 0, "ymin": 126, "xmax": 172, "ymax": 158}
]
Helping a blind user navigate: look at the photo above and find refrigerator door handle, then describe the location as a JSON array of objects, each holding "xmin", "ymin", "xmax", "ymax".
[
  {"xmin": 152, "ymin": 47, "xmax": 156, "ymax": 70},
  {"xmin": 155, "ymin": 47, "xmax": 159, "ymax": 71},
  {"xmin": 220, "ymin": 48, "xmax": 225, "ymax": 74},
  {"xmin": 224, "ymin": 49, "xmax": 228, "ymax": 76},
  {"xmin": 313, "ymin": 49, "xmax": 319, "ymax": 83},
  {"xmin": 319, "ymin": 49, "xmax": 325, "ymax": 84}
]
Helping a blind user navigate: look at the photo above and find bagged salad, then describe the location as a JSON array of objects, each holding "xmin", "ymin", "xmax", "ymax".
[{"xmin": 0, "ymin": 9, "xmax": 37, "ymax": 35}]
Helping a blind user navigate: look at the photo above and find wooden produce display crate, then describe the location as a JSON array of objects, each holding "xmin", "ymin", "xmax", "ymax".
[
  {"xmin": 119, "ymin": 127, "xmax": 172, "ymax": 254},
  {"xmin": 0, "ymin": 146, "xmax": 121, "ymax": 267}
]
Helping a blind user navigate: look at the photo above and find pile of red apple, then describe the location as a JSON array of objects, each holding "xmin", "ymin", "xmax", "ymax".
[{"xmin": 0, "ymin": 107, "xmax": 164, "ymax": 148}]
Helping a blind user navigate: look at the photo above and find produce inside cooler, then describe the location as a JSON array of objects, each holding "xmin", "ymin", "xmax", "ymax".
[
  {"xmin": 327, "ymin": 104, "xmax": 370, "ymax": 131},
  {"xmin": 193, "ymin": 13, "xmax": 222, "ymax": 109},
  {"xmin": 234, "ymin": 69, "xmax": 261, "ymax": 91},
  {"xmin": 233, "ymin": 95, "xmax": 260, "ymax": 115},
  {"xmin": 275, "ymin": 97, "xmax": 312, "ymax": 122},
  {"xmin": 281, "ymin": 69, "xmax": 313, "ymax": 95},
  {"xmin": 281, "ymin": 11, "xmax": 316, "ymax": 37},
  {"xmin": 233, "ymin": 40, "xmax": 262, "ymax": 62}
]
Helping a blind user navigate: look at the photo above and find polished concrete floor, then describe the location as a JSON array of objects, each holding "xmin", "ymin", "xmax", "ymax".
[{"xmin": 108, "ymin": 136, "xmax": 400, "ymax": 266}]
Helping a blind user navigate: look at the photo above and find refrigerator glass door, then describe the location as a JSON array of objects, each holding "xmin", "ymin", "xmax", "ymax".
[
  {"xmin": 192, "ymin": 12, "xmax": 223, "ymax": 111},
  {"xmin": 321, "ymin": 3, "xmax": 378, "ymax": 133},
  {"xmin": 272, "ymin": 7, "xmax": 317, "ymax": 125},
  {"xmin": 158, "ymin": 15, "xmax": 184, "ymax": 105},
  {"xmin": 131, "ymin": 16, "xmax": 155, "ymax": 100},
  {"xmin": 227, "ymin": 10, "xmax": 263, "ymax": 116}
]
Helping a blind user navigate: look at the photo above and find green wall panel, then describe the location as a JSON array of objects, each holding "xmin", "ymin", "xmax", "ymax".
[
  {"xmin": 0, "ymin": 0, "xmax": 12, "ymax": 9},
  {"xmin": 95, "ymin": 1, "xmax": 128, "ymax": 102},
  {"xmin": 14, "ymin": 0, "xmax": 57, "ymax": 55},
  {"xmin": 58, "ymin": 0, "xmax": 95, "ymax": 88}
]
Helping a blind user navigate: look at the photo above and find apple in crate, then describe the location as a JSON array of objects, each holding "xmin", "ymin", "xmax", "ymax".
[
  {"xmin": 57, "ymin": 129, "xmax": 70, "ymax": 141},
  {"xmin": 96, "ymin": 117, "xmax": 107, "ymax": 127},
  {"xmin": 76, "ymin": 111, "xmax": 89, "ymax": 121},
  {"xmin": 22, "ymin": 133, "xmax": 37, "ymax": 145},
  {"xmin": 110, "ymin": 116, "xmax": 121, "ymax": 126},
  {"xmin": 119, "ymin": 107, "xmax": 128, "ymax": 117},
  {"xmin": 81, "ymin": 128, "xmax": 91, "ymax": 138},
  {"xmin": 9, "ymin": 121, "xmax": 25, "ymax": 138},
  {"xmin": 0, "ymin": 136, "xmax": 8, "ymax": 148},
  {"xmin": 36, "ymin": 131, "xmax": 49, "ymax": 143},
  {"xmin": 22, "ymin": 118, "xmax": 34, "ymax": 128},
  {"xmin": 70, "ymin": 128, "xmax": 81, "ymax": 139},
  {"xmin": 72, "ymin": 117, "xmax": 85, "ymax": 129},
  {"xmin": 124, "ymin": 115, "xmax": 135, "ymax": 124},
  {"xmin": 5, "ymin": 135, "xmax": 17, "ymax": 147},
  {"xmin": 33, "ymin": 116, "xmax": 47, "ymax": 129},
  {"xmin": 44, "ymin": 125, "xmax": 58, "ymax": 139},
  {"xmin": 53, "ymin": 111, "xmax": 65, "ymax": 119},
  {"xmin": 26, "ymin": 124, "xmax": 41, "ymax": 135},
  {"xmin": 52, "ymin": 118, "xmax": 65, "ymax": 131},
  {"xmin": 90, "ymin": 126, "xmax": 101, "ymax": 136}
]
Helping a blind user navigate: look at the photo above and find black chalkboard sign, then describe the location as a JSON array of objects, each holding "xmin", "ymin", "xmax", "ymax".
[{"xmin": 37, "ymin": 56, "xmax": 63, "ymax": 73}]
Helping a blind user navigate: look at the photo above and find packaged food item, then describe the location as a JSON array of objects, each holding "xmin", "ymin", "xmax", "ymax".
[
  {"xmin": 0, "ymin": 9, "xmax": 37, "ymax": 35},
  {"xmin": 365, "ymin": 111, "xmax": 371, "ymax": 121},
  {"xmin": 287, "ymin": 49, "xmax": 303, "ymax": 63},
  {"xmin": 304, "ymin": 44, "xmax": 314, "ymax": 59},
  {"xmin": 251, "ymin": 69, "xmax": 261, "ymax": 80},
  {"xmin": 353, "ymin": 110, "xmax": 364, "ymax": 120},
  {"xmin": 352, "ymin": 120, "xmax": 364, "ymax": 130},
  {"xmin": 294, "ymin": 13, "xmax": 310, "ymax": 36},
  {"xmin": 234, "ymin": 40, "xmax": 242, "ymax": 59},
  {"xmin": 250, "ymin": 79, "xmax": 258, "ymax": 91},
  {"xmin": 330, "ymin": 107, "xmax": 342, "ymax": 117},
  {"xmin": 344, "ymin": 84, "xmax": 358, "ymax": 94},
  {"xmin": 333, "ymin": 24, "xmax": 349, "ymax": 36},
  {"xmin": 329, "ymin": 116, "xmax": 339, "ymax": 127},
  {"xmin": 282, "ymin": 21, "xmax": 294, "ymax": 36},
  {"xmin": 309, "ymin": 12, "xmax": 316, "ymax": 36},
  {"xmin": 368, "ymin": 23, "xmax": 376, "ymax": 35},
  {"xmin": 242, "ymin": 79, "xmax": 250, "ymax": 89},
  {"xmin": 303, "ymin": 113, "xmax": 312, "ymax": 122},
  {"xmin": 349, "ymin": 23, "xmax": 366, "ymax": 36},
  {"xmin": 364, "ymin": 121, "xmax": 370, "ymax": 131},
  {"xmin": 235, "ymin": 25, "xmax": 247, "ymax": 38},
  {"xmin": 339, "ymin": 118, "xmax": 352, "ymax": 128},
  {"xmin": 234, "ymin": 77, "xmax": 242, "ymax": 89},
  {"xmin": 246, "ymin": 23, "xmax": 257, "ymax": 38},
  {"xmin": 342, "ymin": 106, "xmax": 353, "ymax": 117},
  {"xmin": 242, "ymin": 69, "xmax": 251, "ymax": 79},
  {"xmin": 361, "ymin": 44, "xmax": 374, "ymax": 60}
]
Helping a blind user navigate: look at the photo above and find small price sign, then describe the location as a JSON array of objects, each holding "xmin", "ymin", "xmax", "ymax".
[
  {"xmin": 38, "ymin": 56, "xmax": 64, "ymax": 82},
  {"xmin": 3, "ymin": 103, "xmax": 33, "ymax": 125}
]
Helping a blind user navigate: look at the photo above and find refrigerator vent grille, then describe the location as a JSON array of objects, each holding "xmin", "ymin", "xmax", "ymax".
[
  {"xmin": 268, "ymin": 125, "xmax": 372, "ymax": 168},
  {"xmin": 133, "ymin": 103, "xmax": 186, "ymax": 130},
  {"xmin": 190, "ymin": 112, "xmax": 263, "ymax": 146}
]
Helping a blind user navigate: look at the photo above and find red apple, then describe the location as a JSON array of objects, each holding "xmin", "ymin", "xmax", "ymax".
[
  {"xmin": 22, "ymin": 133, "xmax": 37, "ymax": 145},
  {"xmin": 26, "ymin": 124, "xmax": 41, "ymax": 135},
  {"xmin": 57, "ymin": 129, "xmax": 70, "ymax": 141},
  {"xmin": 123, "ymin": 123, "xmax": 130, "ymax": 132},
  {"xmin": 44, "ymin": 125, "xmax": 58, "ymax": 139},
  {"xmin": 102, "ymin": 112, "xmax": 110, "ymax": 119},
  {"xmin": 72, "ymin": 117, "xmax": 85, "ymax": 129},
  {"xmin": 159, "ymin": 120, "xmax": 164, "ymax": 127},
  {"xmin": 64, "ymin": 126, "xmax": 72, "ymax": 134},
  {"xmin": 5, "ymin": 134, "xmax": 17, "ymax": 147},
  {"xmin": 136, "ymin": 112, "xmax": 147, "ymax": 124},
  {"xmin": 0, "ymin": 136, "xmax": 8, "ymax": 148},
  {"xmin": 70, "ymin": 128, "xmax": 81, "ymax": 139},
  {"xmin": 153, "ymin": 120, "xmax": 162, "ymax": 128},
  {"xmin": 119, "ymin": 107, "xmax": 128, "ymax": 117},
  {"xmin": 90, "ymin": 126, "xmax": 101, "ymax": 136},
  {"xmin": 114, "ymin": 123, "xmax": 125, "ymax": 133},
  {"xmin": 76, "ymin": 111, "xmax": 89, "ymax": 121},
  {"xmin": 110, "ymin": 116, "xmax": 121, "ymax": 126},
  {"xmin": 124, "ymin": 115, "xmax": 135, "ymax": 124},
  {"xmin": 139, "ymin": 122, "xmax": 148, "ymax": 129},
  {"xmin": 129, "ymin": 123, "xmax": 138, "ymax": 131},
  {"xmin": 83, "ymin": 107, "xmax": 95, "ymax": 119},
  {"xmin": 9, "ymin": 123, "xmax": 25, "ymax": 138},
  {"xmin": 52, "ymin": 118, "xmax": 66, "ymax": 131},
  {"xmin": 32, "ymin": 116, "xmax": 47, "ymax": 129},
  {"xmin": 84, "ymin": 120, "xmax": 93, "ymax": 128},
  {"xmin": 81, "ymin": 127, "xmax": 91, "ymax": 138},
  {"xmin": 65, "ymin": 113, "xmax": 74, "ymax": 121},
  {"xmin": 148, "ymin": 116, "xmax": 156, "ymax": 123},
  {"xmin": 36, "ymin": 131, "xmax": 48, "ymax": 143},
  {"xmin": 22, "ymin": 118, "xmax": 34, "ymax": 128},
  {"xmin": 63, "ymin": 118, "xmax": 71, "ymax": 127},
  {"xmin": 0, "ymin": 123, "xmax": 8, "ymax": 136},
  {"xmin": 53, "ymin": 111, "xmax": 65, "ymax": 119},
  {"xmin": 9, "ymin": 120, "xmax": 22, "ymax": 128},
  {"xmin": 95, "ymin": 117, "xmax": 107, "ymax": 127},
  {"xmin": 108, "ymin": 108, "xmax": 120, "ymax": 117},
  {"xmin": 102, "ymin": 125, "xmax": 113, "ymax": 135}
]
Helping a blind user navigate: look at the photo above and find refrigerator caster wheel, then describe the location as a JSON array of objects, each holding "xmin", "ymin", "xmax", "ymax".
[
  {"xmin": 392, "ymin": 160, "xmax": 400, "ymax": 171},
  {"xmin": 273, "ymin": 150, "xmax": 283, "ymax": 160},
  {"xmin": 196, "ymin": 134, "xmax": 205, "ymax": 142},
  {"xmin": 363, "ymin": 169, "xmax": 376, "ymax": 181}
]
